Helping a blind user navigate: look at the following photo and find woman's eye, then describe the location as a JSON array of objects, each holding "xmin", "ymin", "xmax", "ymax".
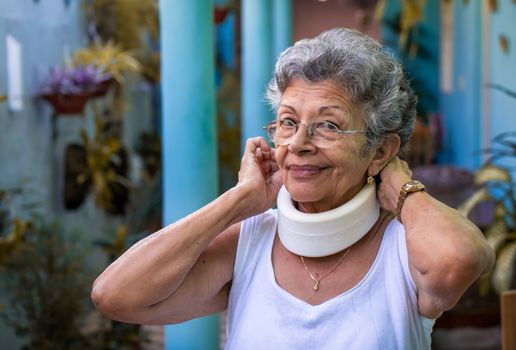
[
  {"xmin": 280, "ymin": 118, "xmax": 297, "ymax": 128},
  {"xmin": 317, "ymin": 121, "xmax": 339, "ymax": 130}
]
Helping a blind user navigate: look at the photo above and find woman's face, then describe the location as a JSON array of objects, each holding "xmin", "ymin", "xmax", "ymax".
[{"xmin": 274, "ymin": 79, "xmax": 374, "ymax": 213}]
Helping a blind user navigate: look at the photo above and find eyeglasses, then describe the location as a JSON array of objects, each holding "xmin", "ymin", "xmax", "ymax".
[{"xmin": 263, "ymin": 119, "xmax": 367, "ymax": 149}]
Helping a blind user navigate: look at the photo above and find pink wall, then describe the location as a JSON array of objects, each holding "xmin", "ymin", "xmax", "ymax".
[{"xmin": 292, "ymin": 0, "xmax": 381, "ymax": 41}]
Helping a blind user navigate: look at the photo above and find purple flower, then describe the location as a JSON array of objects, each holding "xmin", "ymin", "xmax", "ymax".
[{"xmin": 41, "ymin": 64, "xmax": 112, "ymax": 95}]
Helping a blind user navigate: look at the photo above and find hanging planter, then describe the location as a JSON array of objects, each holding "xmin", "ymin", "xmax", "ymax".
[
  {"xmin": 42, "ymin": 92, "xmax": 93, "ymax": 114},
  {"xmin": 40, "ymin": 64, "xmax": 112, "ymax": 115}
]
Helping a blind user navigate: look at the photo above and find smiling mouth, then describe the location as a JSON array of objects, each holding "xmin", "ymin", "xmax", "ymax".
[{"xmin": 288, "ymin": 165, "xmax": 328, "ymax": 177}]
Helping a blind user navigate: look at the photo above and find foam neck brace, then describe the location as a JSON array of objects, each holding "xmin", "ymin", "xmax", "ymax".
[{"xmin": 277, "ymin": 183, "xmax": 380, "ymax": 258}]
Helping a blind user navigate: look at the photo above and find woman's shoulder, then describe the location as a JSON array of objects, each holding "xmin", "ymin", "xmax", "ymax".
[
  {"xmin": 379, "ymin": 215, "xmax": 408, "ymax": 255},
  {"xmin": 374, "ymin": 210, "xmax": 402, "ymax": 236},
  {"xmin": 233, "ymin": 208, "xmax": 277, "ymax": 279}
]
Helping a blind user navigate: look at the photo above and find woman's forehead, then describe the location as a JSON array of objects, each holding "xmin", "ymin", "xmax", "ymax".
[
  {"xmin": 279, "ymin": 80, "xmax": 362, "ymax": 121},
  {"xmin": 281, "ymin": 80, "xmax": 354, "ymax": 106}
]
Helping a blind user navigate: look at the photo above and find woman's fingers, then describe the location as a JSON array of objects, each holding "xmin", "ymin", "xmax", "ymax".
[
  {"xmin": 239, "ymin": 138, "xmax": 282, "ymax": 205},
  {"xmin": 240, "ymin": 137, "xmax": 279, "ymax": 181},
  {"xmin": 244, "ymin": 136, "xmax": 271, "ymax": 152},
  {"xmin": 259, "ymin": 146, "xmax": 279, "ymax": 178},
  {"xmin": 376, "ymin": 156, "xmax": 416, "ymax": 212},
  {"xmin": 255, "ymin": 147, "xmax": 263, "ymax": 162}
]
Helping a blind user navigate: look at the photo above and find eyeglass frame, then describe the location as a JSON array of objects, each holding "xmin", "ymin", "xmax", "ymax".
[{"xmin": 262, "ymin": 119, "xmax": 368, "ymax": 147}]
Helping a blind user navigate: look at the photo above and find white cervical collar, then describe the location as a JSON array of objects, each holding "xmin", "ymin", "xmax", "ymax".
[{"xmin": 277, "ymin": 182, "xmax": 380, "ymax": 257}]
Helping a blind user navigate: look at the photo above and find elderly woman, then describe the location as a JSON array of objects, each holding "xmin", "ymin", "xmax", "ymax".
[{"xmin": 92, "ymin": 28, "xmax": 494, "ymax": 349}]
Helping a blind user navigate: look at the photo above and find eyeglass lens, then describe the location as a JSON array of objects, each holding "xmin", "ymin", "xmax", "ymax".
[{"xmin": 265, "ymin": 121, "xmax": 340, "ymax": 148}]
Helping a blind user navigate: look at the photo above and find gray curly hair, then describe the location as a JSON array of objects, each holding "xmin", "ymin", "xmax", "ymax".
[{"xmin": 266, "ymin": 28, "xmax": 417, "ymax": 155}]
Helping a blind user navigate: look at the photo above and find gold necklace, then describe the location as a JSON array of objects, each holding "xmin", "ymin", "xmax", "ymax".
[{"xmin": 300, "ymin": 248, "xmax": 351, "ymax": 291}]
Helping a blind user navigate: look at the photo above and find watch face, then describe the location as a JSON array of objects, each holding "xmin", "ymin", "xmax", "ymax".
[{"xmin": 404, "ymin": 180, "xmax": 425, "ymax": 192}]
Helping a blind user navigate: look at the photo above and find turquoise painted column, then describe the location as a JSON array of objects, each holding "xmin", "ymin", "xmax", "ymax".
[
  {"xmin": 438, "ymin": 0, "xmax": 482, "ymax": 168},
  {"xmin": 160, "ymin": 1, "xmax": 219, "ymax": 349},
  {"xmin": 272, "ymin": 0, "xmax": 292, "ymax": 61},
  {"xmin": 242, "ymin": 0, "xmax": 274, "ymax": 145},
  {"xmin": 487, "ymin": 0, "xmax": 516, "ymax": 144}
]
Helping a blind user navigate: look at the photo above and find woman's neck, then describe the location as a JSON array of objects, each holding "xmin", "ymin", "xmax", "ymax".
[{"xmin": 277, "ymin": 182, "xmax": 380, "ymax": 257}]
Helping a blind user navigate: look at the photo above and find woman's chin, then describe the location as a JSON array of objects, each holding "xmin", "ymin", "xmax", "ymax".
[{"xmin": 284, "ymin": 185, "xmax": 323, "ymax": 205}]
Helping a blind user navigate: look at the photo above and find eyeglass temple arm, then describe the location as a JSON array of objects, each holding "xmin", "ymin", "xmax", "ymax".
[{"xmin": 337, "ymin": 130, "xmax": 368, "ymax": 135}]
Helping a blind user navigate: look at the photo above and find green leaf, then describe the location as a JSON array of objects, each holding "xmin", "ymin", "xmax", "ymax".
[
  {"xmin": 458, "ymin": 187, "xmax": 491, "ymax": 217},
  {"xmin": 475, "ymin": 165, "xmax": 511, "ymax": 185},
  {"xmin": 492, "ymin": 242, "xmax": 516, "ymax": 294},
  {"xmin": 484, "ymin": 219, "xmax": 510, "ymax": 252}
]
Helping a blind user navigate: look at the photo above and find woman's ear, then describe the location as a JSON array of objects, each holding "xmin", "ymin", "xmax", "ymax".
[{"xmin": 368, "ymin": 134, "xmax": 401, "ymax": 176}]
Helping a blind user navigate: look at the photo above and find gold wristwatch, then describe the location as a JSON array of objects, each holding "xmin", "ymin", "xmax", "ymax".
[{"xmin": 396, "ymin": 180, "xmax": 426, "ymax": 224}]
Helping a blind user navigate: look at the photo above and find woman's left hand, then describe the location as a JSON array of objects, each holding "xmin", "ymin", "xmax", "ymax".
[
  {"xmin": 377, "ymin": 158, "xmax": 495, "ymax": 319},
  {"xmin": 376, "ymin": 156, "xmax": 412, "ymax": 213}
]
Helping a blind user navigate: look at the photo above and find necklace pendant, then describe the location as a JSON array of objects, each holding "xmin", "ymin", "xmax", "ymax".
[{"xmin": 313, "ymin": 281, "xmax": 319, "ymax": 291}]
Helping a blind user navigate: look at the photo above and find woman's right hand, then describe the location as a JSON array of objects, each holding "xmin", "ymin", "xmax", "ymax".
[{"xmin": 236, "ymin": 137, "xmax": 282, "ymax": 218}]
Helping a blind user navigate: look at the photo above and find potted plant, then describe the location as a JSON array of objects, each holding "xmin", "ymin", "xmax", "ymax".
[
  {"xmin": 0, "ymin": 217, "xmax": 95, "ymax": 349},
  {"xmin": 459, "ymin": 132, "xmax": 516, "ymax": 295},
  {"xmin": 427, "ymin": 85, "xmax": 516, "ymax": 347},
  {"xmin": 458, "ymin": 84, "xmax": 516, "ymax": 296},
  {"xmin": 62, "ymin": 112, "xmax": 131, "ymax": 215},
  {"xmin": 71, "ymin": 42, "xmax": 141, "ymax": 85},
  {"xmin": 71, "ymin": 42, "xmax": 142, "ymax": 119},
  {"xmin": 40, "ymin": 64, "xmax": 112, "ymax": 114},
  {"xmin": 0, "ymin": 189, "xmax": 31, "ymax": 265}
]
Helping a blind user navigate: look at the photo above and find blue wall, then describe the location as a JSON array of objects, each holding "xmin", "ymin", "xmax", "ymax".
[
  {"xmin": 0, "ymin": 1, "xmax": 154, "ymax": 348},
  {"xmin": 0, "ymin": 0, "xmax": 85, "ymax": 203},
  {"xmin": 439, "ymin": 0, "xmax": 482, "ymax": 169},
  {"xmin": 0, "ymin": 2, "xmax": 86, "ymax": 346},
  {"xmin": 383, "ymin": 0, "xmax": 516, "ymax": 170},
  {"xmin": 439, "ymin": 0, "xmax": 516, "ymax": 169},
  {"xmin": 382, "ymin": 0, "xmax": 440, "ymax": 117},
  {"xmin": 488, "ymin": 0, "xmax": 516, "ymax": 146}
]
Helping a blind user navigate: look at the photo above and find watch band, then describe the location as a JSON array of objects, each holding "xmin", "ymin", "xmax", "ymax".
[{"xmin": 396, "ymin": 180, "xmax": 426, "ymax": 224}]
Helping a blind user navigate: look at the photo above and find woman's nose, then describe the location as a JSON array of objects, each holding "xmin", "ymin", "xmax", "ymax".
[{"xmin": 287, "ymin": 125, "xmax": 316, "ymax": 153}]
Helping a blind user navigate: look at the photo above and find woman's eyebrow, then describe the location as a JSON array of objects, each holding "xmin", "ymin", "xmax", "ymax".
[
  {"xmin": 278, "ymin": 104, "xmax": 297, "ymax": 113},
  {"xmin": 278, "ymin": 104, "xmax": 344, "ymax": 115},
  {"xmin": 319, "ymin": 105, "xmax": 343, "ymax": 114}
]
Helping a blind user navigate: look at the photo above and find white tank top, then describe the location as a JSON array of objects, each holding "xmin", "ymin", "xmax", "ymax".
[{"xmin": 225, "ymin": 209, "xmax": 435, "ymax": 350}]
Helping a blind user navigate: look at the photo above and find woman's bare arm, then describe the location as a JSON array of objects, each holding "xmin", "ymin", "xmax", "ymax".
[
  {"xmin": 378, "ymin": 157, "xmax": 495, "ymax": 319},
  {"xmin": 91, "ymin": 137, "xmax": 282, "ymax": 324},
  {"xmin": 92, "ymin": 188, "xmax": 243, "ymax": 324}
]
